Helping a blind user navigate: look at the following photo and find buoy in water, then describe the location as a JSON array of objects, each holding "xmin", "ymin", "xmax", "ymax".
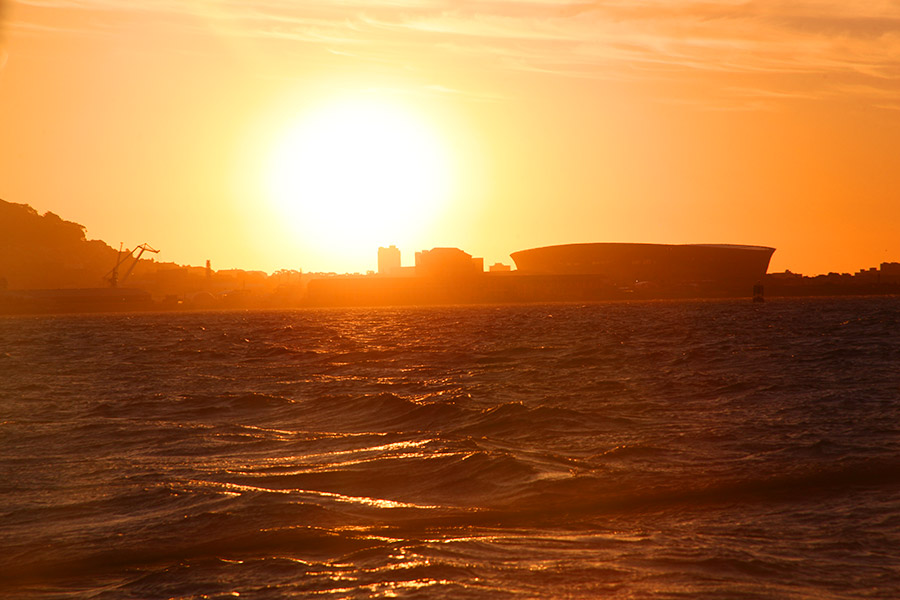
[{"xmin": 752, "ymin": 283, "xmax": 765, "ymax": 303}]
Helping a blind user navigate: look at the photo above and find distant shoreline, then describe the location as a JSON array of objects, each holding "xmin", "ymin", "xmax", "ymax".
[{"xmin": 2, "ymin": 283, "xmax": 898, "ymax": 316}]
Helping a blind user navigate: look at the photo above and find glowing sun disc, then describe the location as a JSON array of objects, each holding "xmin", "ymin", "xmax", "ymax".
[{"xmin": 267, "ymin": 98, "xmax": 452, "ymax": 263}]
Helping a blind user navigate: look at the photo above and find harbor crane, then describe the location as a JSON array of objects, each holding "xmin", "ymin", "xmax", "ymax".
[{"xmin": 105, "ymin": 243, "xmax": 159, "ymax": 287}]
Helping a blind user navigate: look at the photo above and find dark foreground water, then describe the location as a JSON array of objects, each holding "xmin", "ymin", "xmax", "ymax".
[{"xmin": 1, "ymin": 298, "xmax": 899, "ymax": 599}]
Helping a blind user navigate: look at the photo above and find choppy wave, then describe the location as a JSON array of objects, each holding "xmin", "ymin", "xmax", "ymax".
[{"xmin": 1, "ymin": 298, "xmax": 899, "ymax": 598}]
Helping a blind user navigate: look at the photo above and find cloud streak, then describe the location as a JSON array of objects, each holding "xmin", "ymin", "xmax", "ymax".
[{"xmin": 10, "ymin": 0, "xmax": 900, "ymax": 106}]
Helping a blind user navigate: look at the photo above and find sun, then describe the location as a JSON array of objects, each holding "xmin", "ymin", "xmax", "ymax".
[{"xmin": 266, "ymin": 97, "xmax": 452, "ymax": 269}]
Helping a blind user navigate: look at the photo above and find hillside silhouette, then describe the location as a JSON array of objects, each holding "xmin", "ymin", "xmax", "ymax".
[
  {"xmin": 0, "ymin": 199, "xmax": 299, "ymax": 307},
  {"xmin": 0, "ymin": 199, "xmax": 121, "ymax": 289}
]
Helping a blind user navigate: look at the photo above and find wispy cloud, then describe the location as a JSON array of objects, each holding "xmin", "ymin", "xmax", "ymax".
[{"xmin": 9, "ymin": 0, "xmax": 900, "ymax": 106}]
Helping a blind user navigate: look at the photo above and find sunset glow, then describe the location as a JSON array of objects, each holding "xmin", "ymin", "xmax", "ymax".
[
  {"xmin": 2, "ymin": 3, "xmax": 900, "ymax": 597},
  {"xmin": 1, "ymin": 2, "xmax": 899, "ymax": 274},
  {"xmin": 266, "ymin": 98, "xmax": 452, "ymax": 262}
]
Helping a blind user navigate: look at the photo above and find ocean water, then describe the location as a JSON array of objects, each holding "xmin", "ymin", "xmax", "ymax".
[{"xmin": 1, "ymin": 298, "xmax": 899, "ymax": 599}]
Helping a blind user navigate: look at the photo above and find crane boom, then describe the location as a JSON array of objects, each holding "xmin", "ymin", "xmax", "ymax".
[{"xmin": 104, "ymin": 243, "xmax": 159, "ymax": 287}]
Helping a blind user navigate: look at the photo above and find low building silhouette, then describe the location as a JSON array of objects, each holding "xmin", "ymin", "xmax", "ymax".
[
  {"xmin": 881, "ymin": 262, "xmax": 900, "ymax": 283},
  {"xmin": 414, "ymin": 248, "xmax": 484, "ymax": 278},
  {"xmin": 510, "ymin": 243, "xmax": 775, "ymax": 288}
]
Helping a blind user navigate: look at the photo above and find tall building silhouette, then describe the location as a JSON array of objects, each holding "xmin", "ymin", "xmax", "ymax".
[{"xmin": 377, "ymin": 245, "xmax": 401, "ymax": 276}]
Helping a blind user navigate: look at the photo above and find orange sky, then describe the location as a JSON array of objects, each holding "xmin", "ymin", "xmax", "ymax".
[{"xmin": 1, "ymin": 1, "xmax": 899, "ymax": 275}]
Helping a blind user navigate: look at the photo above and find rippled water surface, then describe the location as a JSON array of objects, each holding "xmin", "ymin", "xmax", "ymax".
[{"xmin": 2, "ymin": 298, "xmax": 899, "ymax": 599}]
